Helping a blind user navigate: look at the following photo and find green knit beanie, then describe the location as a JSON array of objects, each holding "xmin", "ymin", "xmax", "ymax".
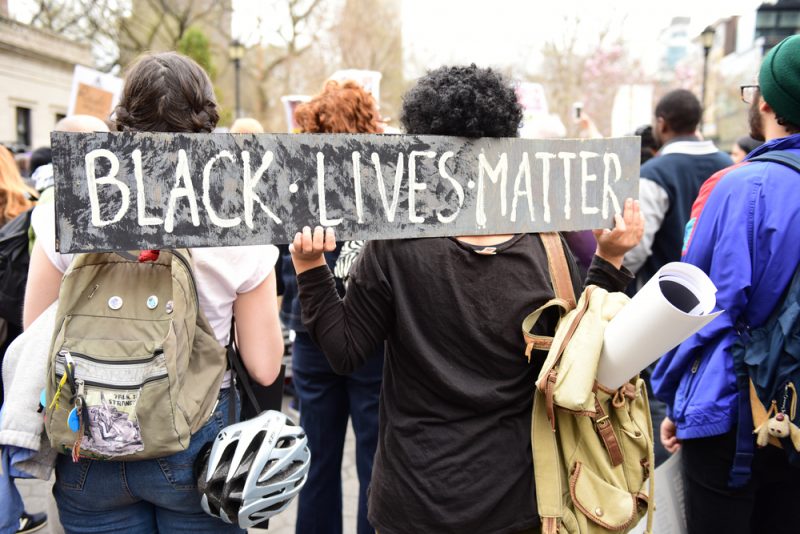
[{"xmin": 760, "ymin": 34, "xmax": 800, "ymax": 127}]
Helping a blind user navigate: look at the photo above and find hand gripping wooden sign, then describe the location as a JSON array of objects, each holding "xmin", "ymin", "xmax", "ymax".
[{"xmin": 51, "ymin": 132, "xmax": 640, "ymax": 252}]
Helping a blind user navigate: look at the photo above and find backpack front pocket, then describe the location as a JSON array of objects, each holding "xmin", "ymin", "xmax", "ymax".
[
  {"xmin": 47, "ymin": 315, "xmax": 190, "ymax": 460},
  {"xmin": 54, "ymin": 350, "xmax": 171, "ymax": 458}
]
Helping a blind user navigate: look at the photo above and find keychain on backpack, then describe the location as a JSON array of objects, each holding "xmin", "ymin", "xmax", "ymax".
[
  {"xmin": 755, "ymin": 382, "xmax": 800, "ymax": 450},
  {"xmin": 70, "ymin": 395, "xmax": 85, "ymax": 462}
]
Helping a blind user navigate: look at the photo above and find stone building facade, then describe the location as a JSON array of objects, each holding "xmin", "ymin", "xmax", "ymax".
[{"xmin": 0, "ymin": 15, "xmax": 92, "ymax": 150}]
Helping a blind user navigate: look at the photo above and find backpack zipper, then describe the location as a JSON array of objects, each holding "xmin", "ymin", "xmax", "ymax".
[
  {"xmin": 58, "ymin": 349, "xmax": 163, "ymax": 366},
  {"xmin": 55, "ymin": 350, "xmax": 168, "ymax": 389}
]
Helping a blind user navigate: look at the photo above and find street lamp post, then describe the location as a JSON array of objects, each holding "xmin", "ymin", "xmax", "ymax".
[
  {"xmin": 229, "ymin": 40, "xmax": 246, "ymax": 119},
  {"xmin": 700, "ymin": 25, "xmax": 716, "ymax": 135}
]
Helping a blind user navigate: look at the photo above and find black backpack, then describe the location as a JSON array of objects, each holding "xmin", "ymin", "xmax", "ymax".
[{"xmin": 0, "ymin": 209, "xmax": 33, "ymax": 328}]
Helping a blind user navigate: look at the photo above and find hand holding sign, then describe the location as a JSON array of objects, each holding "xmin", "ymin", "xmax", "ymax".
[
  {"xmin": 291, "ymin": 226, "xmax": 337, "ymax": 274},
  {"xmin": 593, "ymin": 198, "xmax": 644, "ymax": 268}
]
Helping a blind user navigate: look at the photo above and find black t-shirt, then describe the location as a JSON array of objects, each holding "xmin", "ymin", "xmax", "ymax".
[{"xmin": 297, "ymin": 234, "xmax": 632, "ymax": 534}]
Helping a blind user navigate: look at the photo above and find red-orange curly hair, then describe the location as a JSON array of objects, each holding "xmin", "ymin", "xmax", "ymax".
[{"xmin": 294, "ymin": 80, "xmax": 381, "ymax": 134}]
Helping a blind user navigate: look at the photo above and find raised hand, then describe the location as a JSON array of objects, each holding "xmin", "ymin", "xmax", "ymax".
[
  {"xmin": 593, "ymin": 198, "xmax": 644, "ymax": 269},
  {"xmin": 290, "ymin": 226, "xmax": 337, "ymax": 274}
]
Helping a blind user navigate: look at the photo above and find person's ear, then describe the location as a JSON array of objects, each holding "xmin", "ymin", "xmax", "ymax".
[
  {"xmin": 760, "ymin": 98, "xmax": 772, "ymax": 115},
  {"xmin": 655, "ymin": 116, "xmax": 667, "ymax": 136}
]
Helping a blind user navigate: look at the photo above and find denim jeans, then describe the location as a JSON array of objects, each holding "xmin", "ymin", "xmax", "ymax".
[
  {"xmin": 292, "ymin": 331, "xmax": 383, "ymax": 534},
  {"xmin": 53, "ymin": 388, "xmax": 243, "ymax": 534}
]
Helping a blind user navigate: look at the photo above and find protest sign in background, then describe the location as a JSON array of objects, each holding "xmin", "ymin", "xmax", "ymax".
[{"xmin": 52, "ymin": 131, "xmax": 639, "ymax": 252}]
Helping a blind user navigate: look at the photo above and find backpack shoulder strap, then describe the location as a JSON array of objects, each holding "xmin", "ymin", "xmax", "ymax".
[
  {"xmin": 749, "ymin": 150, "xmax": 800, "ymax": 173},
  {"xmin": 521, "ymin": 233, "xmax": 578, "ymax": 359},
  {"xmin": 540, "ymin": 232, "xmax": 577, "ymax": 308}
]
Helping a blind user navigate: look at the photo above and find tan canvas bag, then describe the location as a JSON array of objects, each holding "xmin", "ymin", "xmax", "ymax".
[{"xmin": 523, "ymin": 234, "xmax": 655, "ymax": 534}]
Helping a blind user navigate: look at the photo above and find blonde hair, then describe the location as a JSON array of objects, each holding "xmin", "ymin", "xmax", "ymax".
[
  {"xmin": 230, "ymin": 117, "xmax": 264, "ymax": 134},
  {"xmin": 0, "ymin": 146, "xmax": 35, "ymax": 226}
]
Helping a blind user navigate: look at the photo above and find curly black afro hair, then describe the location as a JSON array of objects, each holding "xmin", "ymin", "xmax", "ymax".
[{"xmin": 401, "ymin": 64, "xmax": 522, "ymax": 138}]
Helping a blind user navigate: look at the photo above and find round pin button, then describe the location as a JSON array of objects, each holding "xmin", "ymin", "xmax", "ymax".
[
  {"xmin": 147, "ymin": 295, "xmax": 159, "ymax": 309},
  {"xmin": 108, "ymin": 296, "xmax": 123, "ymax": 310},
  {"xmin": 165, "ymin": 300, "xmax": 174, "ymax": 314}
]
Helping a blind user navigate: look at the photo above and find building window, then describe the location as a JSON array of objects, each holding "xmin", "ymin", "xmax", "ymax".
[
  {"xmin": 778, "ymin": 11, "xmax": 800, "ymax": 29},
  {"xmin": 16, "ymin": 107, "xmax": 31, "ymax": 148}
]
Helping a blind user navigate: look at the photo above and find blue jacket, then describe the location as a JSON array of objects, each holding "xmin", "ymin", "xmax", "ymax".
[{"xmin": 652, "ymin": 134, "xmax": 800, "ymax": 439}]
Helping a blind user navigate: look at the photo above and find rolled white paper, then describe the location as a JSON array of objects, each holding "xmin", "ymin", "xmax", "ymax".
[{"xmin": 596, "ymin": 262, "xmax": 723, "ymax": 390}]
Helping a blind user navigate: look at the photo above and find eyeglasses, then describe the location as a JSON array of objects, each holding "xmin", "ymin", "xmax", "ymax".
[{"xmin": 741, "ymin": 85, "xmax": 759, "ymax": 104}]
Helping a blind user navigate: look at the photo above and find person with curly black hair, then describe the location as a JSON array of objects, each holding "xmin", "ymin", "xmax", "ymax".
[
  {"xmin": 290, "ymin": 65, "xmax": 643, "ymax": 533},
  {"xmin": 400, "ymin": 64, "xmax": 522, "ymax": 138}
]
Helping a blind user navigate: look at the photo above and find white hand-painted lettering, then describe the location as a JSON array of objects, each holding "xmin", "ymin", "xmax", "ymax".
[
  {"xmin": 579, "ymin": 151, "xmax": 600, "ymax": 215},
  {"xmin": 86, "ymin": 149, "xmax": 129, "ymax": 228},
  {"xmin": 535, "ymin": 152, "xmax": 556, "ymax": 223},
  {"xmin": 371, "ymin": 152, "xmax": 404, "ymax": 223},
  {"xmin": 202, "ymin": 150, "xmax": 242, "ymax": 228},
  {"xmin": 603, "ymin": 152, "xmax": 623, "ymax": 218},
  {"xmin": 557, "ymin": 152, "xmax": 576, "ymax": 220},
  {"xmin": 476, "ymin": 152, "xmax": 508, "ymax": 228},
  {"xmin": 132, "ymin": 149, "xmax": 162, "ymax": 226},
  {"xmin": 352, "ymin": 152, "xmax": 364, "ymax": 224},
  {"xmin": 408, "ymin": 150, "xmax": 435, "ymax": 223},
  {"xmin": 316, "ymin": 152, "xmax": 342, "ymax": 226},
  {"xmin": 511, "ymin": 152, "xmax": 534, "ymax": 223},
  {"xmin": 436, "ymin": 151, "xmax": 463, "ymax": 224},
  {"xmin": 242, "ymin": 150, "xmax": 282, "ymax": 228},
  {"xmin": 164, "ymin": 149, "xmax": 200, "ymax": 233}
]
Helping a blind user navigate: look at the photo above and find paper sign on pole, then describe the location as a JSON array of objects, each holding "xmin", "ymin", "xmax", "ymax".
[
  {"xmin": 597, "ymin": 262, "xmax": 723, "ymax": 389},
  {"xmin": 328, "ymin": 70, "xmax": 382, "ymax": 105},
  {"xmin": 68, "ymin": 65, "xmax": 124, "ymax": 122},
  {"xmin": 280, "ymin": 95, "xmax": 312, "ymax": 133}
]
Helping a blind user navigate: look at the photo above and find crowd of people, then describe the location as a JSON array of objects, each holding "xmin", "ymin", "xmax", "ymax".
[{"xmin": 1, "ymin": 31, "xmax": 800, "ymax": 534}]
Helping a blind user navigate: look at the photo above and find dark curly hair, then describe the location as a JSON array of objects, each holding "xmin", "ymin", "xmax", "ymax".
[
  {"xmin": 114, "ymin": 52, "xmax": 219, "ymax": 133},
  {"xmin": 295, "ymin": 80, "xmax": 382, "ymax": 134},
  {"xmin": 400, "ymin": 65, "xmax": 522, "ymax": 138}
]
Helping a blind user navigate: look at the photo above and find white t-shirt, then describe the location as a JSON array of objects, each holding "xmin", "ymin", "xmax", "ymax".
[{"xmin": 31, "ymin": 203, "xmax": 279, "ymax": 346}]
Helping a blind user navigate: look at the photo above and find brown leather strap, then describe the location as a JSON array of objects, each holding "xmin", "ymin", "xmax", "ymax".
[
  {"xmin": 540, "ymin": 233, "xmax": 577, "ymax": 309},
  {"xmin": 594, "ymin": 398, "xmax": 624, "ymax": 466},
  {"xmin": 545, "ymin": 371, "xmax": 558, "ymax": 431}
]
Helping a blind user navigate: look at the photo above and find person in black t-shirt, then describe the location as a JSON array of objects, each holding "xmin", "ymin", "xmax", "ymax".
[{"xmin": 290, "ymin": 66, "xmax": 644, "ymax": 534}]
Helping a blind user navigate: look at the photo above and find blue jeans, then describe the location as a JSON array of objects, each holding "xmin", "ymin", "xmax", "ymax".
[
  {"xmin": 53, "ymin": 388, "xmax": 243, "ymax": 534},
  {"xmin": 292, "ymin": 332, "xmax": 383, "ymax": 534}
]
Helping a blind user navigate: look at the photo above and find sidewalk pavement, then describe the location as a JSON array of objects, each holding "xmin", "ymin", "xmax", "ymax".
[{"xmin": 16, "ymin": 396, "xmax": 360, "ymax": 534}]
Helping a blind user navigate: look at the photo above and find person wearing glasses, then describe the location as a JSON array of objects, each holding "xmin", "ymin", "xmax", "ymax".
[{"xmin": 653, "ymin": 35, "xmax": 800, "ymax": 534}]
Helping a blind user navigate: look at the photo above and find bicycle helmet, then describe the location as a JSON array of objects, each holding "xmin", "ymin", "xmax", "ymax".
[{"xmin": 197, "ymin": 410, "xmax": 310, "ymax": 528}]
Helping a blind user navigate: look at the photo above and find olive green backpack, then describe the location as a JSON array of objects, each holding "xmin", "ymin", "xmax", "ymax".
[
  {"xmin": 45, "ymin": 250, "xmax": 227, "ymax": 461},
  {"xmin": 522, "ymin": 234, "xmax": 655, "ymax": 534}
]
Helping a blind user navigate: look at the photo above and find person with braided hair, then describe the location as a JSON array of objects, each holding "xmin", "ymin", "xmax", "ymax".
[{"xmin": 22, "ymin": 52, "xmax": 284, "ymax": 534}]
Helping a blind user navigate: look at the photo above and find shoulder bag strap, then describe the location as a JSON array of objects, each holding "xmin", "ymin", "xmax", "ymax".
[
  {"xmin": 540, "ymin": 233, "xmax": 577, "ymax": 309},
  {"xmin": 226, "ymin": 316, "xmax": 262, "ymax": 421},
  {"xmin": 522, "ymin": 234, "xmax": 578, "ymax": 359},
  {"xmin": 530, "ymin": 233, "xmax": 578, "ymax": 533},
  {"xmin": 532, "ymin": 386, "xmax": 565, "ymax": 534},
  {"xmin": 750, "ymin": 150, "xmax": 800, "ymax": 173}
]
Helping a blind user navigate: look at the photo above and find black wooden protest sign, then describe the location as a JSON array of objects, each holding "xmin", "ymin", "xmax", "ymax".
[{"xmin": 51, "ymin": 131, "xmax": 640, "ymax": 252}]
